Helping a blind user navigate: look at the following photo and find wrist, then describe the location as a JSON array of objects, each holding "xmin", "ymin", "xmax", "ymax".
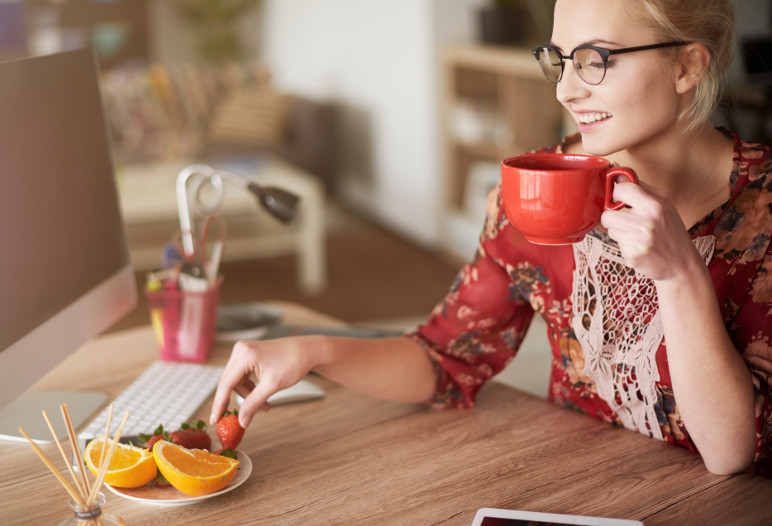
[
  {"xmin": 654, "ymin": 259, "xmax": 722, "ymax": 330},
  {"xmin": 653, "ymin": 246, "xmax": 710, "ymax": 288},
  {"xmin": 304, "ymin": 334, "xmax": 339, "ymax": 373}
]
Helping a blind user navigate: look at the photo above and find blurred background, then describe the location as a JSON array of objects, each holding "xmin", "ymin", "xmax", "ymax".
[{"xmin": 1, "ymin": 0, "xmax": 770, "ymax": 331}]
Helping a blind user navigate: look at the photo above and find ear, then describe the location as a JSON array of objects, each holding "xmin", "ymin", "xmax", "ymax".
[{"xmin": 674, "ymin": 43, "xmax": 711, "ymax": 95}]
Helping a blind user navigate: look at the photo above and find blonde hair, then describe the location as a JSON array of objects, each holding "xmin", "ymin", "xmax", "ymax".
[{"xmin": 630, "ymin": 0, "xmax": 736, "ymax": 130}]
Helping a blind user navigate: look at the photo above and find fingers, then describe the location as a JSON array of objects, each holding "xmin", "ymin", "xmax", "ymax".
[
  {"xmin": 233, "ymin": 381, "xmax": 256, "ymax": 400},
  {"xmin": 238, "ymin": 378, "xmax": 278, "ymax": 428},
  {"xmin": 210, "ymin": 341, "xmax": 257, "ymax": 425},
  {"xmin": 601, "ymin": 194, "xmax": 657, "ymax": 258},
  {"xmin": 611, "ymin": 177, "xmax": 647, "ymax": 207},
  {"xmin": 603, "ymin": 180, "xmax": 663, "ymax": 231},
  {"xmin": 209, "ymin": 337, "xmax": 312, "ymax": 427},
  {"xmin": 602, "ymin": 185, "xmax": 651, "ymax": 254},
  {"xmin": 600, "ymin": 181, "xmax": 695, "ymax": 281}
]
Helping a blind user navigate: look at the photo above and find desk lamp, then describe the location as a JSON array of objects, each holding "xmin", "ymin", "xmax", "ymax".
[{"xmin": 176, "ymin": 164, "xmax": 300, "ymax": 258}]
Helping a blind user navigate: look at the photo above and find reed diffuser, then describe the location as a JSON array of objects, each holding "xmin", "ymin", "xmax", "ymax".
[{"xmin": 19, "ymin": 404, "xmax": 129, "ymax": 525}]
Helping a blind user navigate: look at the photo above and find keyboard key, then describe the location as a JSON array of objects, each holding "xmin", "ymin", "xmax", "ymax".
[{"xmin": 78, "ymin": 361, "xmax": 224, "ymax": 443}]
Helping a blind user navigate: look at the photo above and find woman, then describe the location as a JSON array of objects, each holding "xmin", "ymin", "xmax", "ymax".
[{"xmin": 211, "ymin": 0, "xmax": 771, "ymax": 477}]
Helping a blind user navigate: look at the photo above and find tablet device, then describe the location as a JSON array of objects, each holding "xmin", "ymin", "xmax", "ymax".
[{"xmin": 470, "ymin": 508, "xmax": 643, "ymax": 526}]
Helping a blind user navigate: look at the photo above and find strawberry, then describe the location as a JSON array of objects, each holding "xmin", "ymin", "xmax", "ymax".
[
  {"xmin": 216, "ymin": 410, "xmax": 245, "ymax": 450},
  {"xmin": 169, "ymin": 420, "xmax": 212, "ymax": 451},
  {"xmin": 138, "ymin": 424, "xmax": 168, "ymax": 450},
  {"xmin": 149, "ymin": 472, "xmax": 171, "ymax": 488}
]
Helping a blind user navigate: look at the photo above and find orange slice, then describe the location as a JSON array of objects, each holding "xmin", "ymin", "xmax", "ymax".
[
  {"xmin": 152, "ymin": 440, "xmax": 240, "ymax": 496},
  {"xmin": 84, "ymin": 438, "xmax": 157, "ymax": 488}
]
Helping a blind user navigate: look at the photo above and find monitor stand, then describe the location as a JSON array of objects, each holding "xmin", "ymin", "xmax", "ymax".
[{"xmin": 0, "ymin": 390, "xmax": 107, "ymax": 443}]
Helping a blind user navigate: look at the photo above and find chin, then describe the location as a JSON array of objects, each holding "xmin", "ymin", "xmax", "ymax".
[
  {"xmin": 579, "ymin": 132, "xmax": 625, "ymax": 158},
  {"xmin": 579, "ymin": 137, "xmax": 613, "ymax": 157}
]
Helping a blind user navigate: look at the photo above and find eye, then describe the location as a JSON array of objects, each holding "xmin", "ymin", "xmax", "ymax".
[
  {"xmin": 578, "ymin": 57, "xmax": 604, "ymax": 71},
  {"xmin": 575, "ymin": 48, "xmax": 606, "ymax": 71}
]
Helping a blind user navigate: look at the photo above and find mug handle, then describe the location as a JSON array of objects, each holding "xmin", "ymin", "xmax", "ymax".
[{"xmin": 604, "ymin": 167, "xmax": 638, "ymax": 210}]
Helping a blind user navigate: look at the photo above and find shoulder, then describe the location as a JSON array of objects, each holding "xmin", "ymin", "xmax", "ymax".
[
  {"xmin": 730, "ymin": 131, "xmax": 771, "ymax": 188},
  {"xmin": 713, "ymin": 134, "xmax": 772, "ymax": 261}
]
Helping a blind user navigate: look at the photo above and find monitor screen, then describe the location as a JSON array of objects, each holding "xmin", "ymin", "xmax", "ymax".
[{"xmin": 0, "ymin": 48, "xmax": 137, "ymax": 442}]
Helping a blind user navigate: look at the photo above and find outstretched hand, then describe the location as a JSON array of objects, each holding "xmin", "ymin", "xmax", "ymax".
[{"xmin": 210, "ymin": 337, "xmax": 315, "ymax": 428}]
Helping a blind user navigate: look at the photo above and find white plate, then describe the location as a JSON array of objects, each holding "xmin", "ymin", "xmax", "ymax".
[{"xmin": 106, "ymin": 451, "xmax": 252, "ymax": 506}]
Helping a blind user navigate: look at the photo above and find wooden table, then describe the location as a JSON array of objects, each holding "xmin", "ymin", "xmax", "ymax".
[{"xmin": 1, "ymin": 303, "xmax": 771, "ymax": 525}]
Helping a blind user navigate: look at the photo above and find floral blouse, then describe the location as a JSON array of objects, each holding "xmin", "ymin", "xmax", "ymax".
[{"xmin": 408, "ymin": 131, "xmax": 772, "ymax": 476}]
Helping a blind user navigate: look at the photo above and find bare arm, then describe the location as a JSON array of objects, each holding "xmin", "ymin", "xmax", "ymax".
[
  {"xmin": 655, "ymin": 261, "xmax": 756, "ymax": 475},
  {"xmin": 603, "ymin": 182, "xmax": 756, "ymax": 474},
  {"xmin": 210, "ymin": 335, "xmax": 437, "ymax": 428}
]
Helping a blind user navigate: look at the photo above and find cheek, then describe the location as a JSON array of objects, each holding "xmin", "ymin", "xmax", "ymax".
[
  {"xmin": 626, "ymin": 79, "xmax": 678, "ymax": 124},
  {"xmin": 581, "ymin": 78, "xmax": 679, "ymax": 156},
  {"xmin": 594, "ymin": 69, "xmax": 681, "ymax": 150},
  {"xmin": 613, "ymin": 61, "xmax": 680, "ymax": 124}
]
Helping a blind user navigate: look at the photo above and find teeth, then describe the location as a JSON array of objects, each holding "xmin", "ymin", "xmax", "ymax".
[{"xmin": 578, "ymin": 112, "xmax": 612, "ymax": 124}]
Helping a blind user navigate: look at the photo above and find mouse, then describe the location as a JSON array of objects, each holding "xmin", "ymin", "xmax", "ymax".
[{"xmin": 236, "ymin": 379, "xmax": 326, "ymax": 407}]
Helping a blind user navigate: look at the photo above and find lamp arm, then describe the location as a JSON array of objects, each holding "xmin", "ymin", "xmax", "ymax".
[
  {"xmin": 176, "ymin": 165, "xmax": 300, "ymax": 257},
  {"xmin": 176, "ymin": 164, "xmax": 215, "ymax": 258}
]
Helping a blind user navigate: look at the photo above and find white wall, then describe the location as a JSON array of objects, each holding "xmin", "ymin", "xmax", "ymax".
[
  {"xmin": 147, "ymin": 0, "xmax": 483, "ymax": 247},
  {"xmin": 147, "ymin": 0, "xmax": 768, "ymax": 249},
  {"xmin": 258, "ymin": 0, "xmax": 482, "ymax": 247}
]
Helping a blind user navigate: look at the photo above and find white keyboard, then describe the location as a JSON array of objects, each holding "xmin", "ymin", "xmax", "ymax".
[{"xmin": 78, "ymin": 361, "xmax": 224, "ymax": 444}]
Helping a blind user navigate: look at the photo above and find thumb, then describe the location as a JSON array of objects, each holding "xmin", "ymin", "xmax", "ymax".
[{"xmin": 238, "ymin": 379, "xmax": 277, "ymax": 427}]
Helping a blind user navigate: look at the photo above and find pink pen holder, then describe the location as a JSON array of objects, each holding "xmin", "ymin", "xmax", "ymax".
[{"xmin": 145, "ymin": 275, "xmax": 223, "ymax": 363}]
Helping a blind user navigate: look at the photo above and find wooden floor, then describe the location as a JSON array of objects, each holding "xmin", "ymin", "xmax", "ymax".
[{"xmin": 110, "ymin": 208, "xmax": 464, "ymax": 333}]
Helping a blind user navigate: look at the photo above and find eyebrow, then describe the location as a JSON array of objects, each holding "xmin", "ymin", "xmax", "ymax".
[{"xmin": 549, "ymin": 39, "xmax": 624, "ymax": 52}]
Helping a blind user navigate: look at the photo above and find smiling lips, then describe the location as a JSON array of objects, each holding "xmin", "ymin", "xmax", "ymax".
[{"xmin": 578, "ymin": 112, "xmax": 612, "ymax": 124}]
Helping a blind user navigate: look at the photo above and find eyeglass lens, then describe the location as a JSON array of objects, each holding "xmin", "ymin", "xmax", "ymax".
[{"xmin": 535, "ymin": 47, "xmax": 607, "ymax": 85}]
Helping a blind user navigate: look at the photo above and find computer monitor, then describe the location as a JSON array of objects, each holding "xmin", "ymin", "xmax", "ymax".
[{"xmin": 0, "ymin": 48, "xmax": 137, "ymax": 442}]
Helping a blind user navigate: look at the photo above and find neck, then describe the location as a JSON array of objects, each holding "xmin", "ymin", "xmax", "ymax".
[{"xmin": 607, "ymin": 124, "xmax": 734, "ymax": 227}]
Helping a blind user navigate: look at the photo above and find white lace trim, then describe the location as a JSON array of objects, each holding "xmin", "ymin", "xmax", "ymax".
[{"xmin": 571, "ymin": 234, "xmax": 715, "ymax": 440}]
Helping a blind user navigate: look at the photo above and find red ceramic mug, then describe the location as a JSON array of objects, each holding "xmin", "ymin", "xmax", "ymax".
[{"xmin": 500, "ymin": 153, "xmax": 638, "ymax": 245}]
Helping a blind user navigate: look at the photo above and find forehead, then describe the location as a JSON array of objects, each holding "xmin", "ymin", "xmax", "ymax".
[{"xmin": 552, "ymin": 0, "xmax": 657, "ymax": 48}]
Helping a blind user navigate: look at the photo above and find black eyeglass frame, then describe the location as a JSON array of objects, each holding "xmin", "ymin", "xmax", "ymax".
[{"xmin": 531, "ymin": 41, "xmax": 692, "ymax": 85}]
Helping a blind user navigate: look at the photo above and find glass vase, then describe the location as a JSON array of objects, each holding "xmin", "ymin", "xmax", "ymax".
[{"xmin": 59, "ymin": 492, "xmax": 127, "ymax": 526}]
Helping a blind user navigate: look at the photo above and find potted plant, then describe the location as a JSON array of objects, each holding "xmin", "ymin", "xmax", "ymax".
[
  {"xmin": 175, "ymin": 0, "xmax": 261, "ymax": 63},
  {"xmin": 478, "ymin": 0, "xmax": 526, "ymax": 46},
  {"xmin": 477, "ymin": 0, "xmax": 555, "ymax": 47}
]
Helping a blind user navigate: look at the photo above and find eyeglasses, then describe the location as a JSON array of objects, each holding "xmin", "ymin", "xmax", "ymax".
[{"xmin": 531, "ymin": 41, "xmax": 691, "ymax": 85}]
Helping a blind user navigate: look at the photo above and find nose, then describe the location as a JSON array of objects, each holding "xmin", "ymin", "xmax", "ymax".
[{"xmin": 555, "ymin": 62, "xmax": 590, "ymax": 106}]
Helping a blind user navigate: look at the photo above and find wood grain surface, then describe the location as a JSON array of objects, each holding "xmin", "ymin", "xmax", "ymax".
[{"xmin": 2, "ymin": 303, "xmax": 770, "ymax": 525}]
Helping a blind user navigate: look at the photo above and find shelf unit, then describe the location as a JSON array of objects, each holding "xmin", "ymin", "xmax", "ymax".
[{"xmin": 439, "ymin": 44, "xmax": 572, "ymax": 259}]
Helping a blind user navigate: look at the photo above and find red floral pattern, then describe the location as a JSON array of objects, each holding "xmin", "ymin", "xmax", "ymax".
[{"xmin": 409, "ymin": 131, "xmax": 772, "ymax": 476}]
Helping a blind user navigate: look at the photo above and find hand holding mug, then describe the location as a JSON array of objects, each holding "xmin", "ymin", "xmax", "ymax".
[{"xmin": 500, "ymin": 153, "xmax": 638, "ymax": 245}]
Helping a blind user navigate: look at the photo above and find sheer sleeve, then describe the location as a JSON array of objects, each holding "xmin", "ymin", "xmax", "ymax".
[{"xmin": 407, "ymin": 187, "xmax": 535, "ymax": 408}]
